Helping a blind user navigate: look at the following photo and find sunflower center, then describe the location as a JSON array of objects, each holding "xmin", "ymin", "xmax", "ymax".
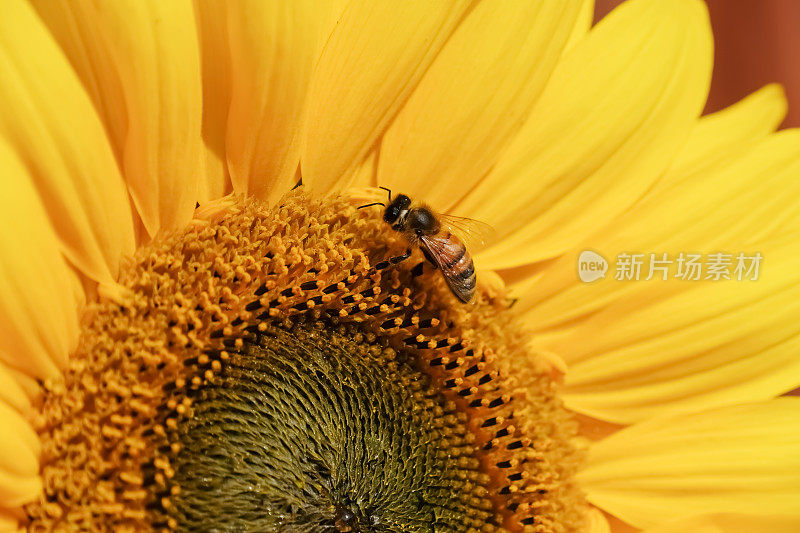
[
  {"xmin": 25, "ymin": 193, "xmax": 585, "ymax": 532},
  {"xmin": 167, "ymin": 321, "xmax": 490, "ymax": 531}
]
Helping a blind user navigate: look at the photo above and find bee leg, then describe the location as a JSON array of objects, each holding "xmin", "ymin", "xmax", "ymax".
[
  {"xmin": 374, "ymin": 249, "xmax": 412, "ymax": 272},
  {"xmin": 390, "ymin": 248, "xmax": 412, "ymax": 265},
  {"xmin": 411, "ymin": 255, "xmax": 438, "ymax": 278},
  {"xmin": 411, "ymin": 261, "xmax": 426, "ymax": 278}
]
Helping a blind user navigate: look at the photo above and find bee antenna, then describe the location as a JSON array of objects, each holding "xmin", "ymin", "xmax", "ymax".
[
  {"xmin": 378, "ymin": 186, "xmax": 392, "ymax": 201},
  {"xmin": 357, "ymin": 202, "xmax": 386, "ymax": 210}
]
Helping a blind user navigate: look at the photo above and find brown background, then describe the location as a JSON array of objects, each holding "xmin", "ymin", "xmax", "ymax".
[{"xmin": 595, "ymin": 0, "xmax": 800, "ymax": 127}]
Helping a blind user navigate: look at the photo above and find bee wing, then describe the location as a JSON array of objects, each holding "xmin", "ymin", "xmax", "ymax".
[
  {"xmin": 437, "ymin": 213, "xmax": 495, "ymax": 252},
  {"xmin": 419, "ymin": 233, "xmax": 475, "ymax": 303}
]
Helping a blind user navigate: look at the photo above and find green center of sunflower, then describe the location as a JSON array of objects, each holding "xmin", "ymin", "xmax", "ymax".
[
  {"xmin": 26, "ymin": 193, "xmax": 585, "ymax": 532},
  {"xmin": 167, "ymin": 321, "xmax": 491, "ymax": 531}
]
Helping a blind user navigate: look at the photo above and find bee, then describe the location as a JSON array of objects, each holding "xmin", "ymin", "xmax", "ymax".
[{"xmin": 359, "ymin": 188, "xmax": 490, "ymax": 303}]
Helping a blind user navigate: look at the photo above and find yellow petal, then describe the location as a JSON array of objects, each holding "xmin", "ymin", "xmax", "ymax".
[
  {"xmin": 378, "ymin": 0, "xmax": 585, "ymax": 209},
  {"xmin": 0, "ymin": 362, "xmax": 32, "ymax": 418},
  {"xmin": 0, "ymin": 401, "xmax": 39, "ymax": 477},
  {"xmin": 502, "ymin": 84, "xmax": 787, "ymax": 308},
  {"xmin": 519, "ymin": 129, "xmax": 800, "ymax": 326},
  {"xmin": 193, "ymin": 0, "xmax": 233, "ymax": 203},
  {"xmin": 0, "ymin": 0, "xmax": 135, "ymax": 283},
  {"xmin": 514, "ymin": 130, "xmax": 800, "ymax": 422},
  {"xmin": 642, "ymin": 513, "xmax": 800, "ymax": 533},
  {"xmin": 587, "ymin": 507, "xmax": 611, "ymax": 533},
  {"xmin": 0, "ymin": 401, "xmax": 41, "ymax": 508},
  {"xmin": 301, "ymin": 0, "xmax": 473, "ymax": 192},
  {"xmin": 2, "ymin": 367, "xmax": 40, "ymax": 406},
  {"xmin": 562, "ymin": 244, "xmax": 800, "ymax": 423},
  {"xmin": 565, "ymin": 0, "xmax": 595, "ymax": 51},
  {"xmin": 32, "ymin": 0, "xmax": 204, "ymax": 239},
  {"xmin": 346, "ymin": 150, "xmax": 379, "ymax": 190},
  {"xmin": 465, "ymin": 0, "xmax": 712, "ymax": 269},
  {"xmin": 223, "ymin": 0, "xmax": 344, "ymax": 203},
  {"xmin": 0, "ymin": 468, "xmax": 40, "ymax": 510},
  {"xmin": 579, "ymin": 399, "xmax": 800, "ymax": 529},
  {"xmin": 0, "ymin": 508, "xmax": 25, "ymax": 533},
  {"xmin": 0, "ymin": 140, "xmax": 82, "ymax": 381},
  {"xmin": 658, "ymin": 84, "xmax": 787, "ymax": 190}
]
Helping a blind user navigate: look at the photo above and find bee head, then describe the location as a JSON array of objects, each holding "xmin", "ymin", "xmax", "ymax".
[{"xmin": 383, "ymin": 194, "xmax": 411, "ymax": 224}]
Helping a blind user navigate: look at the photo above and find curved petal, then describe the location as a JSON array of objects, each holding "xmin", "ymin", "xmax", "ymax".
[
  {"xmin": 193, "ymin": 0, "xmax": 233, "ymax": 203},
  {"xmin": 222, "ymin": 0, "xmax": 344, "ymax": 203},
  {"xmin": 586, "ymin": 507, "xmax": 611, "ymax": 533},
  {"xmin": 0, "ymin": 140, "xmax": 83, "ymax": 381},
  {"xmin": 0, "ymin": 0, "xmax": 135, "ymax": 283},
  {"xmin": 560, "ymin": 238, "xmax": 800, "ymax": 424},
  {"xmin": 301, "ymin": 0, "xmax": 474, "ymax": 192},
  {"xmin": 0, "ymin": 401, "xmax": 41, "ymax": 508},
  {"xmin": 0, "ymin": 362, "xmax": 32, "ymax": 418},
  {"xmin": 502, "ymin": 84, "xmax": 789, "ymax": 306},
  {"xmin": 642, "ymin": 513, "xmax": 800, "ymax": 533},
  {"xmin": 32, "ymin": 0, "xmax": 204, "ymax": 239},
  {"xmin": 346, "ymin": 150, "xmax": 379, "ymax": 190},
  {"xmin": 517, "ymin": 130, "xmax": 800, "ymax": 423},
  {"xmin": 524, "ymin": 128, "xmax": 800, "ymax": 328},
  {"xmin": 655, "ymin": 83, "xmax": 787, "ymax": 193},
  {"xmin": 580, "ymin": 399, "xmax": 800, "ymax": 529},
  {"xmin": 566, "ymin": 0, "xmax": 595, "ymax": 51},
  {"xmin": 2, "ymin": 367, "xmax": 40, "ymax": 406},
  {"xmin": 0, "ymin": 508, "xmax": 25, "ymax": 533},
  {"xmin": 378, "ymin": 0, "xmax": 585, "ymax": 210},
  {"xmin": 466, "ymin": 0, "xmax": 713, "ymax": 269}
]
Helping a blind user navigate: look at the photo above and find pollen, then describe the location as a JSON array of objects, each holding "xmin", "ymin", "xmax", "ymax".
[{"xmin": 25, "ymin": 192, "xmax": 584, "ymax": 532}]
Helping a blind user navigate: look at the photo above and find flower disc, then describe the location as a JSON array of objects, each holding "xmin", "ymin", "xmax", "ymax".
[{"xmin": 26, "ymin": 193, "xmax": 583, "ymax": 532}]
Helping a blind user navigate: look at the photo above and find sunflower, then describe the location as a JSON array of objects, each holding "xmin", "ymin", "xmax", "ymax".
[{"xmin": 1, "ymin": 0, "xmax": 798, "ymax": 531}]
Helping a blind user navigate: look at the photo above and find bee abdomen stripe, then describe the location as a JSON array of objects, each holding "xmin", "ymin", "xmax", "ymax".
[
  {"xmin": 456, "ymin": 261, "xmax": 475, "ymax": 281},
  {"xmin": 441, "ymin": 244, "xmax": 466, "ymax": 269}
]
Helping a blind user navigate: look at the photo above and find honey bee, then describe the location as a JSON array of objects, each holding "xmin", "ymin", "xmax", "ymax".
[{"xmin": 360, "ymin": 188, "xmax": 490, "ymax": 303}]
